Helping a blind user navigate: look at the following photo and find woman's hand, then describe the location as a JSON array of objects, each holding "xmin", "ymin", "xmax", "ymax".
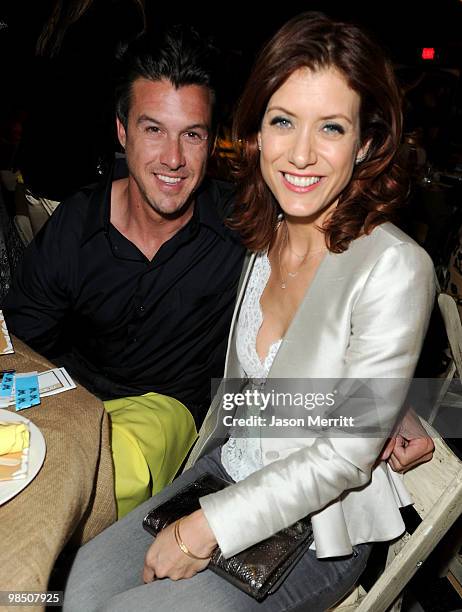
[
  {"xmin": 384, "ymin": 432, "xmax": 434, "ymax": 473},
  {"xmin": 143, "ymin": 509, "xmax": 217, "ymax": 583},
  {"xmin": 378, "ymin": 409, "xmax": 434, "ymax": 473}
]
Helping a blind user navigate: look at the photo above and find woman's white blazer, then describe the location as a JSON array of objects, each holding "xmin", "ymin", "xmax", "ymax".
[{"xmin": 188, "ymin": 223, "xmax": 435, "ymax": 559}]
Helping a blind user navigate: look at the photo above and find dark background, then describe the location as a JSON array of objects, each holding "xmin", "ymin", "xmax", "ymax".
[
  {"xmin": 1, "ymin": 0, "xmax": 461, "ymax": 193},
  {"xmin": 2, "ymin": 0, "xmax": 462, "ymax": 108}
]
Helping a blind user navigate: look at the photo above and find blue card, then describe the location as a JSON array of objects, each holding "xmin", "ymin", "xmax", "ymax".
[
  {"xmin": 0, "ymin": 370, "xmax": 15, "ymax": 407},
  {"xmin": 15, "ymin": 372, "xmax": 41, "ymax": 411}
]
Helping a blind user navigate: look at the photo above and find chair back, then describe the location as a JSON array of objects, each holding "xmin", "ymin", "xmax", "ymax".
[
  {"xmin": 438, "ymin": 292, "xmax": 462, "ymax": 376},
  {"xmin": 334, "ymin": 419, "xmax": 462, "ymax": 612},
  {"xmin": 428, "ymin": 292, "xmax": 462, "ymax": 424}
]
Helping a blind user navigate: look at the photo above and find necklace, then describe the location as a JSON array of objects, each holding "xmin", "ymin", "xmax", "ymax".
[
  {"xmin": 278, "ymin": 222, "xmax": 327, "ymax": 289},
  {"xmin": 286, "ymin": 238, "xmax": 308, "ymax": 260}
]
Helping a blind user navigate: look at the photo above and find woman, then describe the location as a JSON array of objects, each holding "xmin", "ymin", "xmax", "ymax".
[{"xmin": 63, "ymin": 12, "xmax": 435, "ymax": 612}]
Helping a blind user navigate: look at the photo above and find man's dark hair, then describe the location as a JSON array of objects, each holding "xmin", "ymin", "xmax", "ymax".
[{"xmin": 115, "ymin": 25, "xmax": 218, "ymax": 130}]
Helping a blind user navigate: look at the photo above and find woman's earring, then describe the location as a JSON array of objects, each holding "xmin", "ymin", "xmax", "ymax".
[{"xmin": 355, "ymin": 151, "xmax": 367, "ymax": 164}]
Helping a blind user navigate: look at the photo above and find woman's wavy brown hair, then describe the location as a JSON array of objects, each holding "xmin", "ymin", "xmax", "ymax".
[{"xmin": 230, "ymin": 12, "xmax": 407, "ymax": 252}]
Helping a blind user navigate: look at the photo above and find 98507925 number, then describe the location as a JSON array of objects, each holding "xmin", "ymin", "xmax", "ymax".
[{"xmin": 0, "ymin": 591, "xmax": 63, "ymax": 606}]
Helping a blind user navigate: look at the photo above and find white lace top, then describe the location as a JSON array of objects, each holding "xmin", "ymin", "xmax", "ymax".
[{"xmin": 221, "ymin": 252, "xmax": 282, "ymax": 481}]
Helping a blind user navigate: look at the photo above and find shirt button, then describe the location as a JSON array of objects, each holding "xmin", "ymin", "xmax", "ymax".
[
  {"xmin": 132, "ymin": 337, "xmax": 138, "ymax": 343},
  {"xmin": 139, "ymin": 305, "xmax": 145, "ymax": 313},
  {"xmin": 265, "ymin": 451, "xmax": 279, "ymax": 460}
]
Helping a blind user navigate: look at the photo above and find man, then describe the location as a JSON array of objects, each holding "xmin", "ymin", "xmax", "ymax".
[
  {"xmin": 3, "ymin": 27, "xmax": 246, "ymax": 517},
  {"xmin": 3, "ymin": 26, "xmax": 433, "ymax": 517}
]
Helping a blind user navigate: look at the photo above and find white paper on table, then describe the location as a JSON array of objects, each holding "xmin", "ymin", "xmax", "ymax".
[
  {"xmin": 6, "ymin": 367, "xmax": 77, "ymax": 405},
  {"xmin": 37, "ymin": 367, "xmax": 76, "ymax": 395},
  {"xmin": 0, "ymin": 310, "xmax": 14, "ymax": 355}
]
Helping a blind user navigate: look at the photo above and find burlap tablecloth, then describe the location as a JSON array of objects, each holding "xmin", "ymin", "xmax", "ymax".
[{"xmin": 0, "ymin": 337, "xmax": 116, "ymax": 610}]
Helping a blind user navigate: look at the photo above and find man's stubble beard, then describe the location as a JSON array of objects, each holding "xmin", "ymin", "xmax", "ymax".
[{"xmin": 134, "ymin": 173, "xmax": 196, "ymax": 221}]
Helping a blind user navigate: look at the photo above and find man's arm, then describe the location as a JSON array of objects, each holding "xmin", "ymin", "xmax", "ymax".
[{"xmin": 2, "ymin": 202, "xmax": 76, "ymax": 356}]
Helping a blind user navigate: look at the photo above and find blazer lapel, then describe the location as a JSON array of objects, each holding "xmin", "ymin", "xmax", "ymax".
[
  {"xmin": 223, "ymin": 251, "xmax": 256, "ymax": 378},
  {"xmin": 266, "ymin": 250, "xmax": 337, "ymax": 378}
]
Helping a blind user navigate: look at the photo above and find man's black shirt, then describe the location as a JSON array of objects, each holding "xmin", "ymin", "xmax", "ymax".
[{"xmin": 2, "ymin": 174, "xmax": 245, "ymax": 424}]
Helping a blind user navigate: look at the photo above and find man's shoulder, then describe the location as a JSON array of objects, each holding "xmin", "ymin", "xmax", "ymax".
[
  {"xmin": 67, "ymin": 178, "xmax": 106, "ymax": 206},
  {"xmin": 35, "ymin": 180, "xmax": 105, "ymax": 247},
  {"xmin": 53, "ymin": 181, "xmax": 100, "ymax": 216}
]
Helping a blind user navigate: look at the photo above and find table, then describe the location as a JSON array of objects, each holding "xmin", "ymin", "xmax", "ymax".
[{"xmin": 0, "ymin": 336, "xmax": 116, "ymax": 610}]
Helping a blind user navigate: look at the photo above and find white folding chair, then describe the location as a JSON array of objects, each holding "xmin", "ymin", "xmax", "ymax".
[
  {"xmin": 428, "ymin": 292, "xmax": 462, "ymax": 424},
  {"xmin": 332, "ymin": 419, "xmax": 462, "ymax": 612}
]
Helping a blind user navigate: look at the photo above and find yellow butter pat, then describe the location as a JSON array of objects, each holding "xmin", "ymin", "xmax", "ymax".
[{"xmin": 0, "ymin": 422, "xmax": 30, "ymax": 455}]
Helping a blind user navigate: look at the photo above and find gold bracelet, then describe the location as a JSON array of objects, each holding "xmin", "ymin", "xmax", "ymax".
[{"xmin": 173, "ymin": 519, "xmax": 212, "ymax": 561}]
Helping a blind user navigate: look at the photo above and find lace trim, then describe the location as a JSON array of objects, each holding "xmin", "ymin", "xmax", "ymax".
[
  {"xmin": 222, "ymin": 252, "xmax": 281, "ymax": 481},
  {"xmin": 235, "ymin": 252, "xmax": 282, "ymax": 379}
]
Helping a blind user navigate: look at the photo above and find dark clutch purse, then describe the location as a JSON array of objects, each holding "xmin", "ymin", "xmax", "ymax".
[{"xmin": 142, "ymin": 473, "xmax": 313, "ymax": 602}]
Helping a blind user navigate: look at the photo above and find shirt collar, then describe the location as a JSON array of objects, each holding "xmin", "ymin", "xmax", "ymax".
[
  {"xmin": 81, "ymin": 164, "xmax": 228, "ymax": 246},
  {"xmin": 81, "ymin": 172, "xmax": 112, "ymax": 245},
  {"xmin": 193, "ymin": 179, "xmax": 228, "ymax": 240}
]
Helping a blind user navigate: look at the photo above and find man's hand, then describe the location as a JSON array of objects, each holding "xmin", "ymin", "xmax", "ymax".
[
  {"xmin": 379, "ymin": 410, "xmax": 435, "ymax": 473},
  {"xmin": 143, "ymin": 509, "xmax": 217, "ymax": 583}
]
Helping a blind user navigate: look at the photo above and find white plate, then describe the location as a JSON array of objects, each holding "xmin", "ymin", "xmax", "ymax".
[{"xmin": 0, "ymin": 408, "xmax": 46, "ymax": 505}]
